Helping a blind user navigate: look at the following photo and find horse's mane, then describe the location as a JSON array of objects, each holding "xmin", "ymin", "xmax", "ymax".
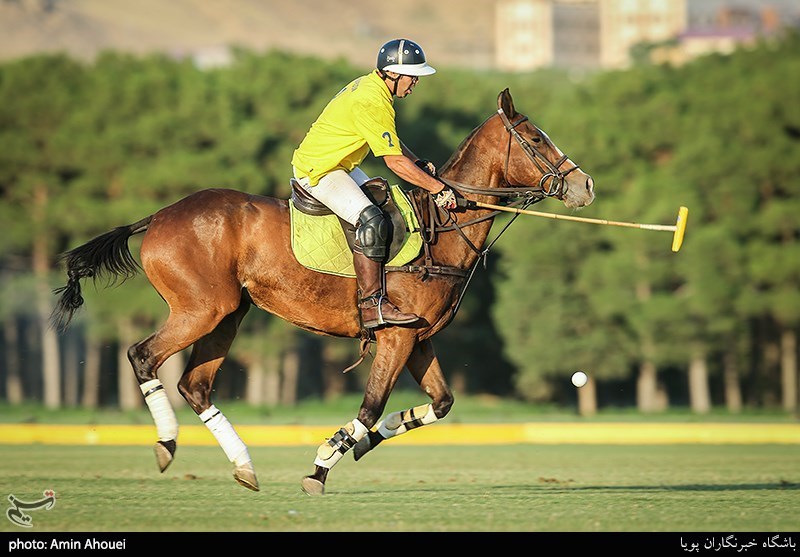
[{"xmin": 438, "ymin": 113, "xmax": 495, "ymax": 176}]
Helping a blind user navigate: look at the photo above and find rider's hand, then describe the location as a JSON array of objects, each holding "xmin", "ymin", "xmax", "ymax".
[
  {"xmin": 433, "ymin": 187, "xmax": 457, "ymax": 210},
  {"xmin": 415, "ymin": 159, "xmax": 437, "ymax": 177}
]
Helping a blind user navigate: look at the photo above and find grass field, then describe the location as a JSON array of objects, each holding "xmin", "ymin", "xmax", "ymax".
[
  {"xmin": 0, "ymin": 444, "xmax": 798, "ymax": 534},
  {"xmin": 1, "ymin": 398, "xmax": 798, "ymax": 540}
]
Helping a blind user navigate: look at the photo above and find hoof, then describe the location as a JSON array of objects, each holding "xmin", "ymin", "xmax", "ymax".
[
  {"xmin": 233, "ymin": 462, "xmax": 260, "ymax": 492},
  {"xmin": 154, "ymin": 440, "xmax": 176, "ymax": 473},
  {"xmin": 301, "ymin": 476, "xmax": 325, "ymax": 496}
]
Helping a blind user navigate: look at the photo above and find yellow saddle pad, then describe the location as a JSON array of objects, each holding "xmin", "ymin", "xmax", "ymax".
[{"xmin": 290, "ymin": 184, "xmax": 422, "ymax": 277}]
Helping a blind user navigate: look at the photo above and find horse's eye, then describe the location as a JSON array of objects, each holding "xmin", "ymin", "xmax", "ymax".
[{"xmin": 531, "ymin": 136, "xmax": 542, "ymax": 144}]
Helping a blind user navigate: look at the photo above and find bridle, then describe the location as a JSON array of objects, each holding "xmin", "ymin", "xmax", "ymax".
[
  {"xmin": 498, "ymin": 107, "xmax": 581, "ymax": 199},
  {"xmin": 443, "ymin": 108, "xmax": 581, "ymax": 202},
  {"xmin": 426, "ymin": 107, "xmax": 587, "ymax": 241}
]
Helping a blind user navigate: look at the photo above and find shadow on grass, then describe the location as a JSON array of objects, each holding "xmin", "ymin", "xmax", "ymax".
[{"xmin": 488, "ymin": 481, "xmax": 800, "ymax": 493}]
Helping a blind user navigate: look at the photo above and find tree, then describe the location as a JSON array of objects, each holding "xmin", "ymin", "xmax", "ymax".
[{"xmin": 0, "ymin": 54, "xmax": 90, "ymax": 407}]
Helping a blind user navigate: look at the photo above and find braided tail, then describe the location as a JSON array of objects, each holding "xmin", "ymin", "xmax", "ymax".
[{"xmin": 51, "ymin": 216, "xmax": 152, "ymax": 332}]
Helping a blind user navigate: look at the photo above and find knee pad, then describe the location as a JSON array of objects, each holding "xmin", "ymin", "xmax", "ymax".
[{"xmin": 356, "ymin": 205, "xmax": 388, "ymax": 261}]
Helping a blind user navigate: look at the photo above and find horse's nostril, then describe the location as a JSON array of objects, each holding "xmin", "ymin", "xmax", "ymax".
[{"xmin": 586, "ymin": 176, "xmax": 594, "ymax": 193}]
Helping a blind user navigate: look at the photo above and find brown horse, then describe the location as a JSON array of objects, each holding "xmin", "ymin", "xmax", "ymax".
[{"xmin": 52, "ymin": 89, "xmax": 594, "ymax": 496}]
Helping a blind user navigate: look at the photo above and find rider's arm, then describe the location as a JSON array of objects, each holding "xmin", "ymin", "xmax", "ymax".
[{"xmin": 383, "ymin": 154, "xmax": 445, "ymax": 194}]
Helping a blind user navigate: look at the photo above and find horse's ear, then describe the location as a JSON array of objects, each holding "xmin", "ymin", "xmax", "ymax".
[{"xmin": 498, "ymin": 88, "xmax": 516, "ymax": 117}]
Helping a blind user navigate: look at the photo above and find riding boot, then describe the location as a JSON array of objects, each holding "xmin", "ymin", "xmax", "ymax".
[{"xmin": 353, "ymin": 251, "xmax": 420, "ymax": 328}]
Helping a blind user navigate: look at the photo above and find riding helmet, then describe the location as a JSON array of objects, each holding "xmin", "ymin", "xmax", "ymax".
[{"xmin": 376, "ymin": 39, "xmax": 436, "ymax": 76}]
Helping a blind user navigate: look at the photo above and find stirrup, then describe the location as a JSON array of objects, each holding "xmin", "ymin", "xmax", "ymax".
[
  {"xmin": 359, "ymin": 294, "xmax": 419, "ymax": 328},
  {"xmin": 358, "ymin": 294, "xmax": 385, "ymax": 328}
]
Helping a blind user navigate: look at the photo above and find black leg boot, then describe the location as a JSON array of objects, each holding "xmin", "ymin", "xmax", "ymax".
[{"xmin": 353, "ymin": 251, "xmax": 419, "ymax": 328}]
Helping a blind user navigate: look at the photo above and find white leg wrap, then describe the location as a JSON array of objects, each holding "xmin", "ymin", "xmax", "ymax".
[
  {"xmin": 140, "ymin": 379, "xmax": 179, "ymax": 442},
  {"xmin": 314, "ymin": 419, "xmax": 368, "ymax": 469},
  {"xmin": 199, "ymin": 405, "xmax": 251, "ymax": 467},
  {"xmin": 377, "ymin": 404, "xmax": 438, "ymax": 440}
]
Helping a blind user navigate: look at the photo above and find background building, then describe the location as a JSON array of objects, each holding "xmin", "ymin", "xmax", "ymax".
[
  {"xmin": 496, "ymin": 0, "xmax": 685, "ymax": 71},
  {"xmin": 497, "ymin": 0, "xmax": 683, "ymax": 71},
  {"xmin": 496, "ymin": 0, "xmax": 796, "ymax": 71}
]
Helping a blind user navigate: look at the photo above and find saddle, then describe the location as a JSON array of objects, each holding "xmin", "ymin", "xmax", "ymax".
[{"xmin": 289, "ymin": 177, "xmax": 423, "ymax": 277}]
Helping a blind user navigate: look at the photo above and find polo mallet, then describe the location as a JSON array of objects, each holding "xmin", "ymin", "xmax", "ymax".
[{"xmin": 473, "ymin": 202, "xmax": 689, "ymax": 252}]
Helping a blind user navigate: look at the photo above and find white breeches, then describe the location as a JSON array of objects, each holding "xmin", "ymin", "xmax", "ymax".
[{"xmin": 293, "ymin": 167, "xmax": 374, "ymax": 226}]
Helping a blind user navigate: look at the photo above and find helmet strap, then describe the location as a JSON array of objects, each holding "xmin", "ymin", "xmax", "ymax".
[{"xmin": 378, "ymin": 70, "xmax": 400, "ymax": 96}]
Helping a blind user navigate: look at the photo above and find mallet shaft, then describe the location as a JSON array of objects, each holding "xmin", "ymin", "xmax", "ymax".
[
  {"xmin": 473, "ymin": 202, "xmax": 689, "ymax": 252},
  {"xmin": 474, "ymin": 201, "xmax": 676, "ymax": 231}
]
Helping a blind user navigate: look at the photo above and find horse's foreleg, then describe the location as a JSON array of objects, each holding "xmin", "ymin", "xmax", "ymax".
[
  {"xmin": 301, "ymin": 330, "xmax": 415, "ymax": 496},
  {"xmin": 300, "ymin": 418, "xmax": 369, "ymax": 496},
  {"xmin": 353, "ymin": 337, "xmax": 453, "ymax": 461},
  {"xmin": 178, "ymin": 301, "xmax": 258, "ymax": 491},
  {"xmin": 353, "ymin": 404, "xmax": 439, "ymax": 461}
]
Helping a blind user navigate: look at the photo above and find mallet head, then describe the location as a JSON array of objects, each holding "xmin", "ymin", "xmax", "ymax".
[{"xmin": 671, "ymin": 206, "xmax": 689, "ymax": 252}]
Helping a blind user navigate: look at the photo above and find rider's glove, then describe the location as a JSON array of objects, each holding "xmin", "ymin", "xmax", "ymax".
[
  {"xmin": 415, "ymin": 159, "xmax": 437, "ymax": 177},
  {"xmin": 433, "ymin": 187, "xmax": 457, "ymax": 210}
]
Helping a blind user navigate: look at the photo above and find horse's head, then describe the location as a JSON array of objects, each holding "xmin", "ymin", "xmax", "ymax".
[{"xmin": 495, "ymin": 88, "xmax": 594, "ymax": 209}]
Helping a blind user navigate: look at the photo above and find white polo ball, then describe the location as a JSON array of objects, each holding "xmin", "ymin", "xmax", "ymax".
[{"xmin": 571, "ymin": 371, "xmax": 588, "ymax": 388}]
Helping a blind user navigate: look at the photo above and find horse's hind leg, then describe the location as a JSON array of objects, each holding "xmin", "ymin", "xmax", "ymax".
[
  {"xmin": 130, "ymin": 314, "xmax": 216, "ymax": 474},
  {"xmin": 177, "ymin": 299, "xmax": 259, "ymax": 491},
  {"xmin": 129, "ymin": 298, "xmax": 243, "ymax": 475},
  {"xmin": 353, "ymin": 337, "xmax": 454, "ymax": 461}
]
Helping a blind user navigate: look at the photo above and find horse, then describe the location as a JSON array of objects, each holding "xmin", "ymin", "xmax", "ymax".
[{"xmin": 51, "ymin": 88, "xmax": 594, "ymax": 496}]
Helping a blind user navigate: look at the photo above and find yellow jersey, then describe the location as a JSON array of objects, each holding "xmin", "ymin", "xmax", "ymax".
[{"xmin": 291, "ymin": 70, "xmax": 403, "ymax": 186}]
